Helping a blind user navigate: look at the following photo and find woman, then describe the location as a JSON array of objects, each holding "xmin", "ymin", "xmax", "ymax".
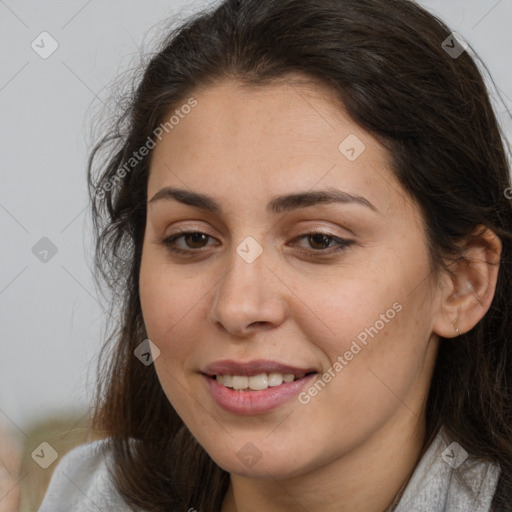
[{"xmin": 37, "ymin": 0, "xmax": 512, "ymax": 510}]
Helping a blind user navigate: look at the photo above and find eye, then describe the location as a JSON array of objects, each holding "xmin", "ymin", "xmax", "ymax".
[
  {"xmin": 292, "ymin": 231, "xmax": 354, "ymax": 254},
  {"xmin": 160, "ymin": 230, "xmax": 354, "ymax": 256},
  {"xmin": 162, "ymin": 231, "xmax": 216, "ymax": 254}
]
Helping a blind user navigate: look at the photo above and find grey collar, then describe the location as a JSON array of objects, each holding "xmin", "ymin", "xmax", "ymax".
[{"xmin": 387, "ymin": 426, "xmax": 500, "ymax": 512}]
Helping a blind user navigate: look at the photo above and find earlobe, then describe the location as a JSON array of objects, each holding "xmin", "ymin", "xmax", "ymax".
[{"xmin": 433, "ymin": 226, "xmax": 502, "ymax": 339}]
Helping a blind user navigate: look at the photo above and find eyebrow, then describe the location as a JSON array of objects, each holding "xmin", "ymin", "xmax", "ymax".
[{"xmin": 148, "ymin": 187, "xmax": 378, "ymax": 214}]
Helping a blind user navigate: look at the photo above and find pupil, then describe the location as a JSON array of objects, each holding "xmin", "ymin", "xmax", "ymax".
[
  {"xmin": 188, "ymin": 233, "xmax": 207, "ymax": 248},
  {"xmin": 310, "ymin": 234, "xmax": 329, "ymax": 249}
]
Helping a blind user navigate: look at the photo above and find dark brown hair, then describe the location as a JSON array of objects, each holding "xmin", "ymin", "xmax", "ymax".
[{"xmin": 87, "ymin": 0, "xmax": 512, "ymax": 510}]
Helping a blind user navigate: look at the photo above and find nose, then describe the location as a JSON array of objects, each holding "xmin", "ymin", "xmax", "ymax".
[{"xmin": 207, "ymin": 241, "xmax": 287, "ymax": 337}]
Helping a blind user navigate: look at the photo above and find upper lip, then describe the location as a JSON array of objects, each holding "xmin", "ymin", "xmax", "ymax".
[{"xmin": 202, "ymin": 359, "xmax": 318, "ymax": 378}]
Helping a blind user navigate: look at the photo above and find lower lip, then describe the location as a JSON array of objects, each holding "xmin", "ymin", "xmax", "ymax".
[{"xmin": 203, "ymin": 373, "xmax": 317, "ymax": 415}]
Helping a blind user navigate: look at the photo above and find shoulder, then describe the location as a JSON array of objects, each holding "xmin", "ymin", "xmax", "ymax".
[
  {"xmin": 396, "ymin": 426, "xmax": 501, "ymax": 512},
  {"xmin": 37, "ymin": 438, "xmax": 141, "ymax": 512}
]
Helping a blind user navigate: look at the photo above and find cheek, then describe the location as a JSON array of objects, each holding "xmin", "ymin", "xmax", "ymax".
[
  {"xmin": 290, "ymin": 264, "xmax": 404, "ymax": 362},
  {"xmin": 291, "ymin": 251, "xmax": 432, "ymax": 405},
  {"xmin": 139, "ymin": 244, "xmax": 200, "ymax": 342},
  {"xmin": 139, "ymin": 254, "xmax": 215, "ymax": 395},
  {"xmin": 139, "ymin": 265, "xmax": 202, "ymax": 414},
  {"xmin": 139, "ymin": 271, "xmax": 171, "ymax": 344},
  {"xmin": 140, "ymin": 281, "xmax": 195, "ymax": 360}
]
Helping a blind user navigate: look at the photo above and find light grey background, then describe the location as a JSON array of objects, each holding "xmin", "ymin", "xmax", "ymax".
[{"xmin": 1, "ymin": 0, "xmax": 511, "ymax": 442}]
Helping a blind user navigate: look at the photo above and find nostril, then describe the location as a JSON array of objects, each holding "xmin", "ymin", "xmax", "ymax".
[{"xmin": 249, "ymin": 321, "xmax": 269, "ymax": 328}]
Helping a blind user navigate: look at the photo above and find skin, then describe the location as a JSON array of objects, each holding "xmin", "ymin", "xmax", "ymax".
[{"xmin": 139, "ymin": 77, "xmax": 501, "ymax": 512}]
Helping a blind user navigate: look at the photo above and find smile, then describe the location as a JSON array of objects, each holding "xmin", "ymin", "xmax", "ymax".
[
  {"xmin": 203, "ymin": 372, "xmax": 318, "ymax": 415},
  {"xmin": 215, "ymin": 372, "xmax": 310, "ymax": 391}
]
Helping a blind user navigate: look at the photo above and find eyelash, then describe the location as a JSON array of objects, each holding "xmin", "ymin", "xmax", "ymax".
[{"xmin": 161, "ymin": 230, "xmax": 354, "ymax": 257}]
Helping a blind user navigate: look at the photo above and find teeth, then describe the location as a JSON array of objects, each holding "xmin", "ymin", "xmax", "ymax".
[
  {"xmin": 248, "ymin": 374, "xmax": 268, "ymax": 390},
  {"xmin": 268, "ymin": 372, "xmax": 284, "ymax": 387},
  {"xmin": 215, "ymin": 372, "xmax": 300, "ymax": 391},
  {"xmin": 232, "ymin": 376, "xmax": 249, "ymax": 390}
]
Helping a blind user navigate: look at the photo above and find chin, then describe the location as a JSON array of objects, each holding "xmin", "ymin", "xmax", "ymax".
[{"xmin": 205, "ymin": 443, "xmax": 314, "ymax": 480}]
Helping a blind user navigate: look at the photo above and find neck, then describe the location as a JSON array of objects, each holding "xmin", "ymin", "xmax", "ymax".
[{"xmin": 221, "ymin": 414, "xmax": 426, "ymax": 512}]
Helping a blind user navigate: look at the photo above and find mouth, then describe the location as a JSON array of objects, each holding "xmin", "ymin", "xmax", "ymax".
[
  {"xmin": 207, "ymin": 371, "xmax": 318, "ymax": 391},
  {"xmin": 202, "ymin": 371, "xmax": 318, "ymax": 415},
  {"xmin": 202, "ymin": 359, "xmax": 319, "ymax": 390},
  {"xmin": 201, "ymin": 360, "xmax": 319, "ymax": 414}
]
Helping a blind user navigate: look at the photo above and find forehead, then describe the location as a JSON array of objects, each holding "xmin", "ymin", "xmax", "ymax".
[
  {"xmin": 155, "ymin": 77, "xmax": 361, "ymax": 158},
  {"xmin": 148, "ymin": 78, "xmax": 408, "ymax": 216}
]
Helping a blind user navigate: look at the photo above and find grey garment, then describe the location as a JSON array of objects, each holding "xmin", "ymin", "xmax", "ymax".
[
  {"xmin": 36, "ymin": 439, "xmax": 140, "ymax": 512},
  {"xmin": 38, "ymin": 428, "xmax": 500, "ymax": 512},
  {"xmin": 390, "ymin": 426, "xmax": 501, "ymax": 512}
]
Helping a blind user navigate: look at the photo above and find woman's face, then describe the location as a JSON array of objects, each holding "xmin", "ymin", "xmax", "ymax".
[{"xmin": 139, "ymin": 78, "xmax": 443, "ymax": 478}]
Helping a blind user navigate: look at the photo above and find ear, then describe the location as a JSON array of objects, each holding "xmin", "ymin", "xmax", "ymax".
[{"xmin": 433, "ymin": 226, "xmax": 502, "ymax": 338}]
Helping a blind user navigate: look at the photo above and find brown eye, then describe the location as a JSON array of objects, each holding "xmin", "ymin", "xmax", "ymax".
[
  {"xmin": 307, "ymin": 233, "xmax": 335, "ymax": 250},
  {"xmin": 162, "ymin": 231, "xmax": 215, "ymax": 254},
  {"xmin": 182, "ymin": 232, "xmax": 209, "ymax": 249},
  {"xmin": 292, "ymin": 232, "xmax": 354, "ymax": 254}
]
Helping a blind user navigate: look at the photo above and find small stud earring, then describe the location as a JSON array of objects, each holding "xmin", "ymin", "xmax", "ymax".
[{"xmin": 455, "ymin": 325, "xmax": 461, "ymax": 336}]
